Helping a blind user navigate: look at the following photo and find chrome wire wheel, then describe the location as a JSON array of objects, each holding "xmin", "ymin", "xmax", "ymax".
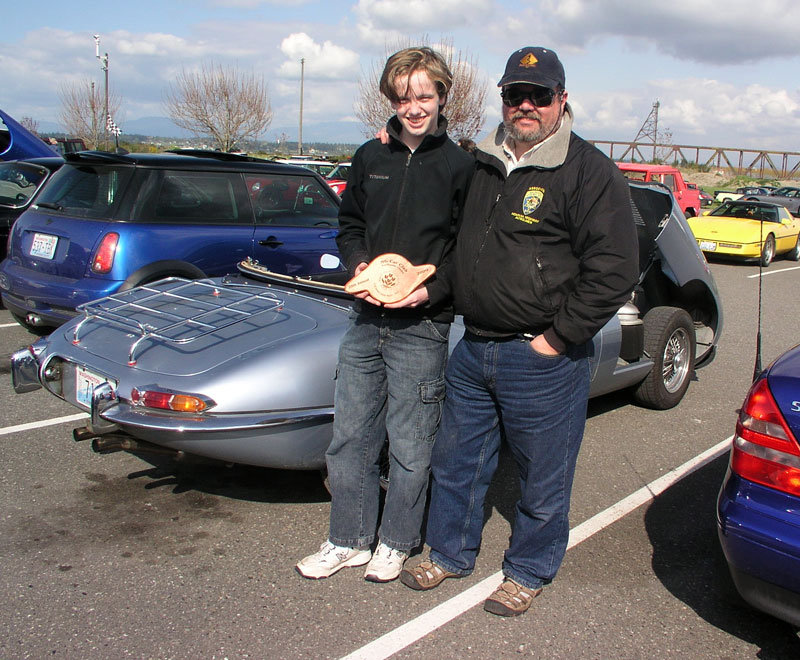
[
  {"xmin": 634, "ymin": 306, "xmax": 696, "ymax": 410},
  {"xmin": 662, "ymin": 326, "xmax": 692, "ymax": 393}
]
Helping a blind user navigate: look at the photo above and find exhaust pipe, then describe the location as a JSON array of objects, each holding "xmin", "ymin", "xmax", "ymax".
[
  {"xmin": 73, "ymin": 427, "xmax": 186, "ymax": 460},
  {"xmin": 91, "ymin": 435, "xmax": 186, "ymax": 459},
  {"xmin": 25, "ymin": 313, "xmax": 44, "ymax": 327},
  {"xmin": 73, "ymin": 427, "xmax": 97, "ymax": 442}
]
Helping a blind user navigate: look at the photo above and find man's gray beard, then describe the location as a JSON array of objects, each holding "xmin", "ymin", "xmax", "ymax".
[{"xmin": 503, "ymin": 114, "xmax": 556, "ymax": 146}]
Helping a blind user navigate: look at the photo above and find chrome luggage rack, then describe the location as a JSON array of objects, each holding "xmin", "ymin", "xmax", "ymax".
[{"xmin": 72, "ymin": 277, "xmax": 285, "ymax": 365}]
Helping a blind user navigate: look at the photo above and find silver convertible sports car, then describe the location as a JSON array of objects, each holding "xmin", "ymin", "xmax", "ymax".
[{"xmin": 12, "ymin": 182, "xmax": 722, "ymax": 478}]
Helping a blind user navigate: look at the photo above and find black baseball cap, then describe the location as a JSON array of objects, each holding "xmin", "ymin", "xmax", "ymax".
[{"xmin": 497, "ymin": 47, "xmax": 565, "ymax": 90}]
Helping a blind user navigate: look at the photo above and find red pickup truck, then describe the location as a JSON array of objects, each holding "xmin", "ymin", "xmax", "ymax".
[{"xmin": 616, "ymin": 163, "xmax": 701, "ymax": 218}]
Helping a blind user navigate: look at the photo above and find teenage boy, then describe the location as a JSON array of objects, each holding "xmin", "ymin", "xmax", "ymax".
[{"xmin": 296, "ymin": 47, "xmax": 473, "ymax": 582}]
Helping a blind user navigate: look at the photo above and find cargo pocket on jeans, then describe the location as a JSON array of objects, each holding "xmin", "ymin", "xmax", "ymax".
[{"xmin": 417, "ymin": 377, "xmax": 446, "ymax": 442}]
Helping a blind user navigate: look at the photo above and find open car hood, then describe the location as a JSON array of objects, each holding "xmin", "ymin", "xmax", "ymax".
[{"xmin": 0, "ymin": 109, "xmax": 56, "ymax": 161}]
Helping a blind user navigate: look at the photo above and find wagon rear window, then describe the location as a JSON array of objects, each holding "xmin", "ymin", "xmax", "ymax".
[{"xmin": 35, "ymin": 164, "xmax": 132, "ymax": 219}]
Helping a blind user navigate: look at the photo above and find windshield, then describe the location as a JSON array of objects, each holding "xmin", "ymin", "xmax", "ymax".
[
  {"xmin": 326, "ymin": 164, "xmax": 351, "ymax": 180},
  {"xmin": 711, "ymin": 202, "xmax": 779, "ymax": 223},
  {"xmin": 35, "ymin": 163, "xmax": 133, "ymax": 219},
  {"xmin": 0, "ymin": 162, "xmax": 50, "ymax": 208}
]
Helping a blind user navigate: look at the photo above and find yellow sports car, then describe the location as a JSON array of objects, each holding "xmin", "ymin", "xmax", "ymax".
[{"xmin": 688, "ymin": 200, "xmax": 800, "ymax": 266}]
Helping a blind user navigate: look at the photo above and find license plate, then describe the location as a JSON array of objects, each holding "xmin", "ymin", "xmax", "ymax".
[
  {"xmin": 699, "ymin": 240, "xmax": 717, "ymax": 251},
  {"xmin": 75, "ymin": 365, "xmax": 110, "ymax": 409},
  {"xmin": 30, "ymin": 232, "xmax": 58, "ymax": 259}
]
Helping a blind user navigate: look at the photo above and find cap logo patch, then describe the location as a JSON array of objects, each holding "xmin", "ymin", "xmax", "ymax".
[{"xmin": 520, "ymin": 53, "xmax": 539, "ymax": 68}]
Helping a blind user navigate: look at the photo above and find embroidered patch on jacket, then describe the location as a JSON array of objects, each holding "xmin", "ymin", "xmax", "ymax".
[
  {"xmin": 511, "ymin": 186, "xmax": 544, "ymax": 225},
  {"xmin": 369, "ymin": 174, "xmax": 390, "ymax": 180}
]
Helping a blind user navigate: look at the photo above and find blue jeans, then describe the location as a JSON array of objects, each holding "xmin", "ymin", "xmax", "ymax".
[
  {"xmin": 326, "ymin": 310, "xmax": 449, "ymax": 553},
  {"xmin": 426, "ymin": 333, "xmax": 590, "ymax": 590}
]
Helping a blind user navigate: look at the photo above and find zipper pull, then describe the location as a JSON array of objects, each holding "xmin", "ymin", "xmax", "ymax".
[{"xmin": 488, "ymin": 192, "xmax": 502, "ymax": 220}]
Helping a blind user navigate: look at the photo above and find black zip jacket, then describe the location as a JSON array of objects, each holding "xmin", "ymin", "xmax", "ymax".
[
  {"xmin": 449, "ymin": 110, "xmax": 639, "ymax": 349},
  {"xmin": 336, "ymin": 115, "xmax": 474, "ymax": 322}
]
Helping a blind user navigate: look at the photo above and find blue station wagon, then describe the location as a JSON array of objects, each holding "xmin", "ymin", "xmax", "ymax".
[{"xmin": 0, "ymin": 150, "xmax": 344, "ymax": 329}]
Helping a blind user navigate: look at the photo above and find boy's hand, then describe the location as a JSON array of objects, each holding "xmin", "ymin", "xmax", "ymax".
[
  {"xmin": 383, "ymin": 286, "xmax": 429, "ymax": 309},
  {"xmin": 352, "ymin": 261, "xmax": 382, "ymax": 306}
]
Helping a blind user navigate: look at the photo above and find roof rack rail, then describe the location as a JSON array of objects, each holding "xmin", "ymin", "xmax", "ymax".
[
  {"xmin": 165, "ymin": 148, "xmax": 273, "ymax": 163},
  {"xmin": 63, "ymin": 150, "xmax": 135, "ymax": 164},
  {"xmin": 72, "ymin": 277, "xmax": 285, "ymax": 365}
]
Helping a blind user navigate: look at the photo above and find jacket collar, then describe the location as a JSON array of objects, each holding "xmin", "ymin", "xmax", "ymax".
[
  {"xmin": 386, "ymin": 114, "xmax": 449, "ymax": 151},
  {"xmin": 477, "ymin": 103, "xmax": 574, "ymax": 171}
]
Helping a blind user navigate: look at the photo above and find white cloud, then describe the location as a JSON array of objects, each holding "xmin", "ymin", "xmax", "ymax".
[
  {"xmin": 277, "ymin": 33, "xmax": 360, "ymax": 80},
  {"xmin": 571, "ymin": 77, "xmax": 800, "ymax": 150},
  {"xmin": 353, "ymin": 0, "xmax": 493, "ymax": 46},
  {"xmin": 537, "ymin": 0, "xmax": 800, "ymax": 64},
  {"xmin": 209, "ymin": 0, "xmax": 312, "ymax": 7}
]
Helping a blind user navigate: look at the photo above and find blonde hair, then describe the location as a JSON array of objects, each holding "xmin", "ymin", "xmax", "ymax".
[{"xmin": 379, "ymin": 47, "xmax": 452, "ymax": 108}]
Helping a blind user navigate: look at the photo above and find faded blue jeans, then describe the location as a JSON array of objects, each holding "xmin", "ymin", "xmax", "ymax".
[
  {"xmin": 326, "ymin": 309, "xmax": 449, "ymax": 553},
  {"xmin": 426, "ymin": 332, "xmax": 590, "ymax": 590}
]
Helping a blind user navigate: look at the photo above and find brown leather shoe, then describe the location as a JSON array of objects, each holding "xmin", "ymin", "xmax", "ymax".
[
  {"xmin": 399, "ymin": 559, "xmax": 459, "ymax": 591},
  {"xmin": 483, "ymin": 579, "xmax": 542, "ymax": 616}
]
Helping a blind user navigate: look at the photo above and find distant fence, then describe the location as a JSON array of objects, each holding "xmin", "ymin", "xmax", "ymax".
[{"xmin": 587, "ymin": 140, "xmax": 800, "ymax": 179}]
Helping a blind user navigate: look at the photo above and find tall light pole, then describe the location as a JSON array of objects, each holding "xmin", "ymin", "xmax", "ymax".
[
  {"xmin": 94, "ymin": 35, "xmax": 109, "ymax": 150},
  {"xmin": 298, "ymin": 58, "xmax": 304, "ymax": 156}
]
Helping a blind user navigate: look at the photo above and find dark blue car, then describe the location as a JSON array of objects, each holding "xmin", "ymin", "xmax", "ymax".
[
  {"xmin": 717, "ymin": 344, "xmax": 800, "ymax": 626},
  {"xmin": 0, "ymin": 150, "xmax": 344, "ymax": 330}
]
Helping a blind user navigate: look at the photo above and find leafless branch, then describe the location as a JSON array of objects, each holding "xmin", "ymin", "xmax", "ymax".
[
  {"xmin": 163, "ymin": 63, "xmax": 273, "ymax": 152},
  {"xmin": 58, "ymin": 80, "xmax": 121, "ymax": 149},
  {"xmin": 19, "ymin": 116, "xmax": 40, "ymax": 135},
  {"xmin": 355, "ymin": 36, "xmax": 487, "ymax": 143}
]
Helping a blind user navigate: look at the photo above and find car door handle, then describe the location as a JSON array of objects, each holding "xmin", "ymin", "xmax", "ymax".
[{"xmin": 259, "ymin": 237, "xmax": 284, "ymax": 248}]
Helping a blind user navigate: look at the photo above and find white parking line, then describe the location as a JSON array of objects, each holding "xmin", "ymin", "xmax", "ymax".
[
  {"xmin": 0, "ymin": 413, "xmax": 89, "ymax": 436},
  {"xmin": 748, "ymin": 265, "xmax": 800, "ymax": 278},
  {"xmin": 339, "ymin": 437, "xmax": 732, "ymax": 660},
  {"xmin": 0, "ymin": 322, "xmax": 20, "ymax": 328}
]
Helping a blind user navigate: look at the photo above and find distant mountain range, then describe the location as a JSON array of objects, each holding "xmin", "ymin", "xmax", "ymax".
[{"xmin": 38, "ymin": 116, "xmax": 368, "ymax": 145}]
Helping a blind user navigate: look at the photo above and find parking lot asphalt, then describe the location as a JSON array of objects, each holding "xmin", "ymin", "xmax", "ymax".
[{"xmin": 2, "ymin": 259, "xmax": 800, "ymax": 659}]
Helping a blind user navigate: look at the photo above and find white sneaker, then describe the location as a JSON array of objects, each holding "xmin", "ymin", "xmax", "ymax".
[
  {"xmin": 296, "ymin": 541, "xmax": 372, "ymax": 579},
  {"xmin": 364, "ymin": 542, "xmax": 408, "ymax": 583}
]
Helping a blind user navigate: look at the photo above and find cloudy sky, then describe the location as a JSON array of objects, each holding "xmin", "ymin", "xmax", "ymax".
[{"xmin": 2, "ymin": 0, "xmax": 800, "ymax": 149}]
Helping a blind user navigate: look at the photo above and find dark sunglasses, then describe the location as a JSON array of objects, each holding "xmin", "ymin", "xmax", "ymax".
[{"xmin": 501, "ymin": 85, "xmax": 559, "ymax": 108}]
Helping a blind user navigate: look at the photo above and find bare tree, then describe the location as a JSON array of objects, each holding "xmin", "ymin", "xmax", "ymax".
[
  {"xmin": 58, "ymin": 80, "xmax": 121, "ymax": 149},
  {"xmin": 20, "ymin": 116, "xmax": 40, "ymax": 136},
  {"xmin": 355, "ymin": 37, "xmax": 487, "ymax": 143},
  {"xmin": 164, "ymin": 63, "xmax": 273, "ymax": 152}
]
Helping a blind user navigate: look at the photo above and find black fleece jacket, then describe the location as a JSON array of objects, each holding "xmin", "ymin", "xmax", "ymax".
[
  {"xmin": 335, "ymin": 115, "xmax": 474, "ymax": 322},
  {"xmin": 449, "ymin": 110, "xmax": 639, "ymax": 349}
]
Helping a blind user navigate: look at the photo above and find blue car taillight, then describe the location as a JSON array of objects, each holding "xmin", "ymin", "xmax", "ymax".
[
  {"xmin": 731, "ymin": 377, "xmax": 800, "ymax": 497},
  {"xmin": 91, "ymin": 232, "xmax": 119, "ymax": 274}
]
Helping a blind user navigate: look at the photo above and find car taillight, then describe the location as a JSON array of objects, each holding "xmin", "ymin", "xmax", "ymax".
[
  {"xmin": 91, "ymin": 232, "xmax": 119, "ymax": 274},
  {"xmin": 130, "ymin": 388, "xmax": 214, "ymax": 413},
  {"xmin": 731, "ymin": 377, "xmax": 800, "ymax": 496}
]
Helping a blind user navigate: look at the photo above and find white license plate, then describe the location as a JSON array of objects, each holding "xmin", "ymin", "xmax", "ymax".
[
  {"xmin": 699, "ymin": 240, "xmax": 717, "ymax": 251},
  {"xmin": 75, "ymin": 365, "xmax": 110, "ymax": 409},
  {"xmin": 30, "ymin": 232, "xmax": 58, "ymax": 259}
]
